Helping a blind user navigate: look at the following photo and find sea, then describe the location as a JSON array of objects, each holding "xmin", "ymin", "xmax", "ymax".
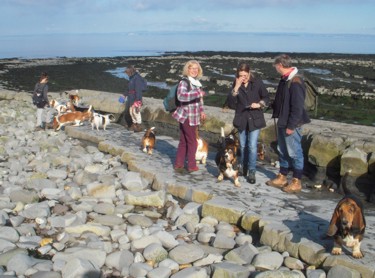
[{"xmin": 1, "ymin": 32, "xmax": 375, "ymax": 59}]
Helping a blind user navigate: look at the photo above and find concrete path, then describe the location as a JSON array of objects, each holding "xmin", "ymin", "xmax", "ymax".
[{"xmin": 65, "ymin": 122, "xmax": 375, "ymax": 277}]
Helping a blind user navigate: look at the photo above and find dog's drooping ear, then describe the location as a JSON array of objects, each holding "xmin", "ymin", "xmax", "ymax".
[
  {"xmin": 352, "ymin": 202, "xmax": 366, "ymax": 235},
  {"xmin": 327, "ymin": 207, "xmax": 340, "ymax": 236}
]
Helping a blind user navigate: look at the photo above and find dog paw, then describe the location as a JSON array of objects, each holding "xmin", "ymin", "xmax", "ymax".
[
  {"xmin": 234, "ymin": 180, "xmax": 241, "ymax": 187},
  {"xmin": 352, "ymin": 251, "xmax": 364, "ymax": 259},
  {"xmin": 331, "ymin": 247, "xmax": 342, "ymax": 255},
  {"xmin": 142, "ymin": 148, "xmax": 147, "ymax": 153},
  {"xmin": 217, "ymin": 175, "xmax": 224, "ymax": 182}
]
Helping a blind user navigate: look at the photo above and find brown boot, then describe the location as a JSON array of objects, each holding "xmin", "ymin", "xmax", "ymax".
[
  {"xmin": 266, "ymin": 173, "xmax": 288, "ymax": 188},
  {"xmin": 282, "ymin": 178, "xmax": 302, "ymax": 193},
  {"xmin": 133, "ymin": 124, "xmax": 143, "ymax": 133},
  {"xmin": 128, "ymin": 124, "xmax": 135, "ymax": 131}
]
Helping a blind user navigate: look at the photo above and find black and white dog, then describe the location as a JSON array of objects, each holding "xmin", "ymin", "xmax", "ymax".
[{"xmin": 90, "ymin": 112, "xmax": 115, "ymax": 131}]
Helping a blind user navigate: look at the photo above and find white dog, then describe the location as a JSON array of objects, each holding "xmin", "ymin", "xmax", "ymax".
[{"xmin": 90, "ymin": 112, "xmax": 115, "ymax": 131}]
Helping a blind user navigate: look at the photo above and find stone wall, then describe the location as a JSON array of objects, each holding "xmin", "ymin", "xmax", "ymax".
[{"xmin": 2, "ymin": 89, "xmax": 375, "ymax": 201}]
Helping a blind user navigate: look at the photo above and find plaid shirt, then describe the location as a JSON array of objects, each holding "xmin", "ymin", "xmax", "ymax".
[{"xmin": 172, "ymin": 79, "xmax": 205, "ymax": 126}]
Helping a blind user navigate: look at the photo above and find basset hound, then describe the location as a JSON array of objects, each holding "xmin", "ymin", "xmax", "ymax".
[{"xmin": 327, "ymin": 194, "xmax": 366, "ymax": 258}]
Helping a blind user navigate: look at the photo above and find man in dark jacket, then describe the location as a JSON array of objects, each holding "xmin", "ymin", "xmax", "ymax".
[
  {"xmin": 266, "ymin": 54, "xmax": 310, "ymax": 193},
  {"xmin": 123, "ymin": 65, "xmax": 147, "ymax": 132}
]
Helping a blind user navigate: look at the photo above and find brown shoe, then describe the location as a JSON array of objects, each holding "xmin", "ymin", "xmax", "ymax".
[
  {"xmin": 266, "ymin": 173, "xmax": 288, "ymax": 188},
  {"xmin": 133, "ymin": 124, "xmax": 143, "ymax": 133},
  {"xmin": 282, "ymin": 178, "xmax": 302, "ymax": 193}
]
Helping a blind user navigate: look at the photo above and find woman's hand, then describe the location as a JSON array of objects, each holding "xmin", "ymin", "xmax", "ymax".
[
  {"xmin": 200, "ymin": 112, "xmax": 206, "ymax": 123},
  {"xmin": 249, "ymin": 102, "xmax": 261, "ymax": 109}
]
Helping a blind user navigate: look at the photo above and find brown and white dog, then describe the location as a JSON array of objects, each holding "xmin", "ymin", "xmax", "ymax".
[
  {"xmin": 195, "ymin": 129, "xmax": 209, "ymax": 165},
  {"xmin": 53, "ymin": 105, "xmax": 93, "ymax": 131},
  {"xmin": 65, "ymin": 91, "xmax": 81, "ymax": 105},
  {"xmin": 90, "ymin": 112, "xmax": 115, "ymax": 131},
  {"xmin": 215, "ymin": 127, "xmax": 240, "ymax": 187},
  {"xmin": 141, "ymin": 127, "xmax": 156, "ymax": 155},
  {"xmin": 50, "ymin": 99, "xmax": 68, "ymax": 116},
  {"xmin": 257, "ymin": 142, "xmax": 266, "ymax": 161},
  {"xmin": 327, "ymin": 194, "xmax": 366, "ymax": 258}
]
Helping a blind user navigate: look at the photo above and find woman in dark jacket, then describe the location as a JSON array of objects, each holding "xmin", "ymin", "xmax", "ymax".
[{"xmin": 226, "ymin": 63, "xmax": 269, "ymax": 184}]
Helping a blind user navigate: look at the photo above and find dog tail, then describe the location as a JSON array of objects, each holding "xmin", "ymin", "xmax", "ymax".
[
  {"xmin": 220, "ymin": 127, "xmax": 225, "ymax": 148},
  {"xmin": 341, "ymin": 169, "xmax": 352, "ymax": 195}
]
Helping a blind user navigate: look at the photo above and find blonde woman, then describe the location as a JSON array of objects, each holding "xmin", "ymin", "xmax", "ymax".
[{"xmin": 173, "ymin": 60, "xmax": 206, "ymax": 172}]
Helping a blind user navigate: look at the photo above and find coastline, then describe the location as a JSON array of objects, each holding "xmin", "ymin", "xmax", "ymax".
[{"xmin": 1, "ymin": 52, "xmax": 374, "ymax": 126}]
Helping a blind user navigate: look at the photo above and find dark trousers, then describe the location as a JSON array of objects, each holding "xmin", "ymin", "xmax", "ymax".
[{"xmin": 175, "ymin": 119, "xmax": 198, "ymax": 169}]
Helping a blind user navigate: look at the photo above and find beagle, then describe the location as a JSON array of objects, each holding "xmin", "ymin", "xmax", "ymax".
[
  {"xmin": 53, "ymin": 105, "xmax": 93, "ymax": 131},
  {"xmin": 215, "ymin": 127, "xmax": 240, "ymax": 187},
  {"xmin": 195, "ymin": 129, "xmax": 209, "ymax": 165},
  {"xmin": 141, "ymin": 127, "xmax": 156, "ymax": 155},
  {"xmin": 50, "ymin": 99, "xmax": 68, "ymax": 116},
  {"xmin": 65, "ymin": 91, "xmax": 81, "ymax": 105},
  {"xmin": 327, "ymin": 194, "xmax": 366, "ymax": 258}
]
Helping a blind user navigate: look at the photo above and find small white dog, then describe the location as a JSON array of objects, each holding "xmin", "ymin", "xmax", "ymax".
[{"xmin": 90, "ymin": 112, "xmax": 115, "ymax": 131}]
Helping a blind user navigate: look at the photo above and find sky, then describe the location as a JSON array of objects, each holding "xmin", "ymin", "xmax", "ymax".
[{"xmin": 1, "ymin": 0, "xmax": 374, "ymax": 36}]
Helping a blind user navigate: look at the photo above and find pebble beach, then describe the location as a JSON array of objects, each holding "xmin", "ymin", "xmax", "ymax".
[{"xmin": 1, "ymin": 92, "xmax": 375, "ymax": 277}]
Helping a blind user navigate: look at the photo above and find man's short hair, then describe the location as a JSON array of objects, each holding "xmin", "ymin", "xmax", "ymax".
[{"xmin": 274, "ymin": 54, "xmax": 292, "ymax": 68}]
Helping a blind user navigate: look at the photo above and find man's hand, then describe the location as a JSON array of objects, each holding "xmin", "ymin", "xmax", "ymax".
[{"xmin": 286, "ymin": 128, "xmax": 294, "ymax": 135}]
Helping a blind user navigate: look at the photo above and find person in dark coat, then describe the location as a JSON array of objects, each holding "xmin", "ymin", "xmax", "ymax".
[
  {"xmin": 266, "ymin": 54, "xmax": 311, "ymax": 193},
  {"xmin": 226, "ymin": 62, "xmax": 269, "ymax": 184},
  {"xmin": 33, "ymin": 72, "xmax": 54, "ymax": 131},
  {"xmin": 123, "ymin": 65, "xmax": 147, "ymax": 132}
]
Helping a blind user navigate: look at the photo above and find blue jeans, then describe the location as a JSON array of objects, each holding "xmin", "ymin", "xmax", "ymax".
[
  {"xmin": 277, "ymin": 127, "xmax": 304, "ymax": 178},
  {"xmin": 239, "ymin": 128, "xmax": 260, "ymax": 172}
]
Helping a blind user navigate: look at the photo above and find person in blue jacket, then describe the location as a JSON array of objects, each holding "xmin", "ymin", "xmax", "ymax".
[{"xmin": 123, "ymin": 65, "xmax": 147, "ymax": 132}]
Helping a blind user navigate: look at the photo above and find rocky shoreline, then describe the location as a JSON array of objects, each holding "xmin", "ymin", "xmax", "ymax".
[
  {"xmin": 0, "ymin": 52, "xmax": 374, "ymax": 125},
  {"xmin": 1, "ymin": 89, "xmax": 375, "ymax": 277}
]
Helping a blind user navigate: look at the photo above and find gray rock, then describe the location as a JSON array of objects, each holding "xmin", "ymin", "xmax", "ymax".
[
  {"xmin": 147, "ymin": 266, "xmax": 172, "ymax": 278},
  {"xmin": 9, "ymin": 190, "xmax": 39, "ymax": 203},
  {"xmin": 122, "ymin": 172, "xmax": 148, "ymax": 191},
  {"xmin": 0, "ymin": 227, "xmax": 20, "ymax": 243},
  {"xmin": 129, "ymin": 262, "xmax": 152, "ymax": 277},
  {"xmin": 105, "ymin": 250, "xmax": 134, "ymax": 271},
  {"xmin": 211, "ymin": 261, "xmax": 250, "ymax": 278},
  {"xmin": 252, "ymin": 251, "xmax": 284, "ymax": 271},
  {"xmin": 143, "ymin": 243, "xmax": 168, "ymax": 263},
  {"xmin": 61, "ymin": 258, "xmax": 101, "ymax": 278},
  {"xmin": 327, "ymin": 265, "xmax": 361, "ymax": 278},
  {"xmin": 127, "ymin": 214, "xmax": 153, "ymax": 227},
  {"xmin": 171, "ymin": 267, "xmax": 208, "ymax": 278},
  {"xmin": 224, "ymin": 243, "xmax": 259, "ymax": 265},
  {"xmin": 212, "ymin": 233, "xmax": 236, "ymax": 249},
  {"xmin": 169, "ymin": 244, "xmax": 205, "ymax": 264}
]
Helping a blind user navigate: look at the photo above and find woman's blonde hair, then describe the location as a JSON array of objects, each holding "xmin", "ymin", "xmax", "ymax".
[{"xmin": 182, "ymin": 60, "xmax": 203, "ymax": 78}]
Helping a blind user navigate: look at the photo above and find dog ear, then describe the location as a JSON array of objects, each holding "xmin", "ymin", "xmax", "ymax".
[
  {"xmin": 352, "ymin": 203, "xmax": 366, "ymax": 234},
  {"xmin": 327, "ymin": 206, "xmax": 340, "ymax": 236}
]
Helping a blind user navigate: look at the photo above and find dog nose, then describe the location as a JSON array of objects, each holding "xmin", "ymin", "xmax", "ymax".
[{"xmin": 342, "ymin": 219, "xmax": 348, "ymax": 226}]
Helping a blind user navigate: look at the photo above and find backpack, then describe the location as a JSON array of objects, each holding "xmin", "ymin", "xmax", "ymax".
[
  {"xmin": 288, "ymin": 75, "xmax": 319, "ymax": 116},
  {"xmin": 32, "ymin": 84, "xmax": 47, "ymax": 108},
  {"xmin": 163, "ymin": 78, "xmax": 190, "ymax": 113}
]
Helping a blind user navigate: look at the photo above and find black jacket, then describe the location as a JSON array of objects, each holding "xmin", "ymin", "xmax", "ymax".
[
  {"xmin": 226, "ymin": 77, "xmax": 270, "ymax": 131},
  {"xmin": 272, "ymin": 76, "xmax": 310, "ymax": 130}
]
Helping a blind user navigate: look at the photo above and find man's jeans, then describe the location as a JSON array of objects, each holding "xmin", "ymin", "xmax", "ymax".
[
  {"xmin": 239, "ymin": 128, "xmax": 260, "ymax": 171},
  {"xmin": 277, "ymin": 127, "xmax": 304, "ymax": 177}
]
